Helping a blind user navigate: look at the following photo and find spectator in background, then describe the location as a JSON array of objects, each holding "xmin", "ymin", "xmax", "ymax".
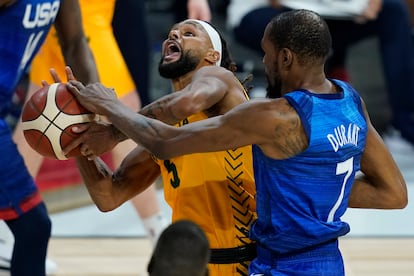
[
  {"xmin": 112, "ymin": 0, "xmax": 152, "ymax": 106},
  {"xmin": 324, "ymin": 0, "xmax": 414, "ymax": 154},
  {"xmin": 173, "ymin": 0, "xmax": 211, "ymax": 22},
  {"xmin": 227, "ymin": 0, "xmax": 414, "ymax": 153}
]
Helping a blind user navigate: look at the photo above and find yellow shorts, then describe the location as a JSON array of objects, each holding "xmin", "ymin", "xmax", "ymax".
[
  {"xmin": 208, "ymin": 263, "xmax": 249, "ymax": 276},
  {"xmin": 30, "ymin": 0, "xmax": 135, "ymax": 98}
]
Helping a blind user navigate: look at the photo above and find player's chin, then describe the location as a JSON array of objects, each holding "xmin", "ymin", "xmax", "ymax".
[{"xmin": 162, "ymin": 55, "xmax": 181, "ymax": 64}]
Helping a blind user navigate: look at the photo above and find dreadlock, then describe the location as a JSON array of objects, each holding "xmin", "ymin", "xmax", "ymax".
[{"xmin": 208, "ymin": 22, "xmax": 254, "ymax": 94}]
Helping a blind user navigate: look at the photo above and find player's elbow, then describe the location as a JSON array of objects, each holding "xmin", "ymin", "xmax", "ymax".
[
  {"xmin": 394, "ymin": 190, "xmax": 408, "ymax": 209},
  {"xmin": 140, "ymin": 134, "xmax": 177, "ymax": 160},
  {"xmin": 386, "ymin": 194, "xmax": 408, "ymax": 209},
  {"xmin": 95, "ymin": 203, "xmax": 122, "ymax": 213},
  {"xmin": 149, "ymin": 142, "xmax": 174, "ymax": 160},
  {"xmin": 399, "ymin": 197, "xmax": 408, "ymax": 209},
  {"xmin": 93, "ymin": 199, "xmax": 123, "ymax": 213},
  {"xmin": 96, "ymin": 205, "xmax": 115, "ymax": 213},
  {"xmin": 386, "ymin": 180, "xmax": 408, "ymax": 209}
]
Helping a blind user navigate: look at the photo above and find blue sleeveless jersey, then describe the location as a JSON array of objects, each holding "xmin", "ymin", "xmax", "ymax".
[
  {"xmin": 250, "ymin": 80, "xmax": 368, "ymax": 254},
  {"xmin": 0, "ymin": 0, "xmax": 60, "ymax": 215},
  {"xmin": 0, "ymin": 0, "xmax": 60, "ymax": 116}
]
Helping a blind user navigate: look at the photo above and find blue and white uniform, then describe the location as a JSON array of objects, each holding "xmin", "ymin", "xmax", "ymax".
[
  {"xmin": 249, "ymin": 80, "xmax": 368, "ymax": 276},
  {"xmin": 0, "ymin": 0, "xmax": 60, "ymax": 218}
]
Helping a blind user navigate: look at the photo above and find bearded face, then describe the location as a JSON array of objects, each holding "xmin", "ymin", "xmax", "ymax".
[
  {"xmin": 266, "ymin": 79, "xmax": 282, "ymax": 99},
  {"xmin": 265, "ymin": 61, "xmax": 282, "ymax": 99},
  {"xmin": 158, "ymin": 50, "xmax": 200, "ymax": 79}
]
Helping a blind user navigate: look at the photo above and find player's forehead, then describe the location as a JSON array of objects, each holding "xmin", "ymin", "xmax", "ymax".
[{"xmin": 171, "ymin": 20, "xmax": 206, "ymax": 34}]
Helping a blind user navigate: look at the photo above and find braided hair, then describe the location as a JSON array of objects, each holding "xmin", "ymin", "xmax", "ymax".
[{"xmin": 206, "ymin": 22, "xmax": 253, "ymax": 93}]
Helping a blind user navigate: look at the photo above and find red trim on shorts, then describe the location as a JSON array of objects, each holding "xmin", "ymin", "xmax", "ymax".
[{"xmin": 0, "ymin": 192, "xmax": 43, "ymax": 220}]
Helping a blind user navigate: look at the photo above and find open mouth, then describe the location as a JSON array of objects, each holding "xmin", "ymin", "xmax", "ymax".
[{"xmin": 163, "ymin": 40, "xmax": 181, "ymax": 62}]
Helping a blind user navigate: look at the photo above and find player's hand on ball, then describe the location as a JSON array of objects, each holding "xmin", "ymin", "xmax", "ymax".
[
  {"xmin": 67, "ymin": 80, "xmax": 118, "ymax": 116},
  {"xmin": 21, "ymin": 82, "xmax": 97, "ymax": 160},
  {"xmin": 63, "ymin": 121, "xmax": 120, "ymax": 159}
]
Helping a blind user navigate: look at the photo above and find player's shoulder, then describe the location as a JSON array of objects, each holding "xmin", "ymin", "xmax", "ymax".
[
  {"xmin": 196, "ymin": 66, "xmax": 241, "ymax": 92},
  {"xmin": 237, "ymin": 97, "xmax": 282, "ymax": 111},
  {"xmin": 195, "ymin": 65, "xmax": 233, "ymax": 78}
]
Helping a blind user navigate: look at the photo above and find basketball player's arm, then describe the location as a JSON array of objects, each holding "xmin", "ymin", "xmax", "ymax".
[
  {"xmin": 64, "ymin": 66, "xmax": 234, "ymax": 156},
  {"xmin": 0, "ymin": 0, "xmax": 17, "ymax": 8},
  {"xmin": 75, "ymin": 145, "xmax": 161, "ymax": 212},
  {"xmin": 348, "ymin": 100, "xmax": 407, "ymax": 209},
  {"xmin": 68, "ymin": 80, "xmax": 286, "ymax": 159},
  {"xmin": 53, "ymin": 0, "xmax": 99, "ymax": 84},
  {"xmin": 139, "ymin": 66, "xmax": 232, "ymax": 124}
]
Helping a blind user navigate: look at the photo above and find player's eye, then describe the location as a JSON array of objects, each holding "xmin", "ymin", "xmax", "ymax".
[{"xmin": 183, "ymin": 31, "xmax": 195, "ymax": 37}]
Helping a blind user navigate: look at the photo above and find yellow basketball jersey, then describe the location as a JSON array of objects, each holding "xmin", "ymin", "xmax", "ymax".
[
  {"xmin": 30, "ymin": 0, "xmax": 135, "ymax": 97},
  {"xmin": 155, "ymin": 111, "xmax": 257, "ymax": 275}
]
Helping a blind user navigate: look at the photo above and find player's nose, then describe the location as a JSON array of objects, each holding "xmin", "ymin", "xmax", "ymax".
[{"xmin": 168, "ymin": 29, "xmax": 179, "ymax": 40}]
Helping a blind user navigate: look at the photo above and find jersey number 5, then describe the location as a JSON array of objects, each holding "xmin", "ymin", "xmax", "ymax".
[{"xmin": 163, "ymin": 160, "xmax": 180, "ymax": 188}]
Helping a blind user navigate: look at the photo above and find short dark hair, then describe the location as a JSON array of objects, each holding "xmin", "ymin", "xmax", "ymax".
[
  {"xmin": 267, "ymin": 9, "xmax": 332, "ymax": 65},
  {"xmin": 147, "ymin": 220, "xmax": 210, "ymax": 276}
]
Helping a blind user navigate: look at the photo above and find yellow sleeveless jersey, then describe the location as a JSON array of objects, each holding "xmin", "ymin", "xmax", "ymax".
[
  {"xmin": 30, "ymin": 0, "xmax": 134, "ymax": 97},
  {"xmin": 154, "ymin": 111, "xmax": 257, "ymax": 276}
]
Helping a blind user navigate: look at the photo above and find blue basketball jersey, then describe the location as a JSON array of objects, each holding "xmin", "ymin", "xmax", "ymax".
[
  {"xmin": 0, "ymin": 0, "xmax": 60, "ymax": 215},
  {"xmin": 250, "ymin": 80, "xmax": 368, "ymax": 254},
  {"xmin": 0, "ymin": 0, "xmax": 60, "ymax": 115}
]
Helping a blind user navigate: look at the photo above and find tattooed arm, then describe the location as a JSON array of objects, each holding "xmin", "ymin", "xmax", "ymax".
[{"xmin": 65, "ymin": 66, "xmax": 243, "ymax": 156}]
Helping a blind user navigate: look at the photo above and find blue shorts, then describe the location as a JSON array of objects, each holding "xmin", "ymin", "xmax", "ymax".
[{"xmin": 249, "ymin": 240, "xmax": 344, "ymax": 276}]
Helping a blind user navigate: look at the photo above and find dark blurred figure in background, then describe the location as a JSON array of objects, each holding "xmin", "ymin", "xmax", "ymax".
[{"xmin": 227, "ymin": 0, "xmax": 414, "ymax": 154}]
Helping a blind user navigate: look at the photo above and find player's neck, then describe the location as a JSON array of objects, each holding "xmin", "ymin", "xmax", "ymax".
[{"xmin": 171, "ymin": 71, "xmax": 194, "ymax": 91}]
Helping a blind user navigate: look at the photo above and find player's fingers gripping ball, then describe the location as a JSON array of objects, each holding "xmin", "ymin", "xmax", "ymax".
[{"xmin": 21, "ymin": 83, "xmax": 97, "ymax": 160}]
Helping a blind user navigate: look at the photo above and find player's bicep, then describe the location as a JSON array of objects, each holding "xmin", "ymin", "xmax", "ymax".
[
  {"xmin": 168, "ymin": 101, "xmax": 266, "ymax": 154},
  {"xmin": 171, "ymin": 75, "xmax": 228, "ymax": 116},
  {"xmin": 140, "ymin": 76, "xmax": 226, "ymax": 124}
]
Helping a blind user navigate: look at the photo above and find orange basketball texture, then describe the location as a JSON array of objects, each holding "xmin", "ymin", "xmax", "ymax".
[{"xmin": 21, "ymin": 83, "xmax": 96, "ymax": 160}]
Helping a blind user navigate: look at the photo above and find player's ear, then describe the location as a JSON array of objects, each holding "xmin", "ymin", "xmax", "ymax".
[
  {"xmin": 205, "ymin": 49, "xmax": 220, "ymax": 65},
  {"xmin": 279, "ymin": 48, "xmax": 293, "ymax": 67}
]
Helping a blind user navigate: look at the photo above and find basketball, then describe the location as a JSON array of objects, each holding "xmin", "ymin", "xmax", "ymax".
[{"xmin": 21, "ymin": 83, "xmax": 96, "ymax": 160}]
